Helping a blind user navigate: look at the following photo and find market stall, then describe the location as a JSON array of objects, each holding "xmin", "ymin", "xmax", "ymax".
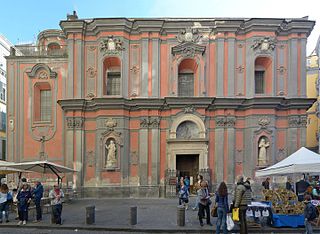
[{"xmin": 256, "ymin": 147, "xmax": 320, "ymax": 228}]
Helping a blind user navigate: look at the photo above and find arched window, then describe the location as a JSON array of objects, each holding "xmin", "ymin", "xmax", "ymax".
[
  {"xmin": 47, "ymin": 43, "xmax": 61, "ymax": 56},
  {"xmin": 176, "ymin": 121, "xmax": 199, "ymax": 139},
  {"xmin": 103, "ymin": 57, "xmax": 121, "ymax": 96},
  {"xmin": 178, "ymin": 59, "xmax": 197, "ymax": 96},
  {"xmin": 255, "ymin": 57, "xmax": 272, "ymax": 95},
  {"xmin": 34, "ymin": 82, "xmax": 52, "ymax": 122}
]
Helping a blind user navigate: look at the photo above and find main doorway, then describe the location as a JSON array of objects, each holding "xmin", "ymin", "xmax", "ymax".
[{"xmin": 176, "ymin": 154, "xmax": 199, "ymax": 194}]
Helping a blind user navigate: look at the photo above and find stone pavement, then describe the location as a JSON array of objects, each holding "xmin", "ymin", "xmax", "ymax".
[{"xmin": 1, "ymin": 197, "xmax": 320, "ymax": 233}]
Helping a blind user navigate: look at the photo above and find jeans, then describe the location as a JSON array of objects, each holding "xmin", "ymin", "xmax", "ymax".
[
  {"xmin": 216, "ymin": 207, "xmax": 227, "ymax": 234},
  {"xmin": 0, "ymin": 202, "xmax": 9, "ymax": 221},
  {"xmin": 239, "ymin": 205, "xmax": 248, "ymax": 234},
  {"xmin": 35, "ymin": 199, "xmax": 42, "ymax": 221},
  {"xmin": 52, "ymin": 204, "xmax": 63, "ymax": 224},
  {"xmin": 198, "ymin": 203, "xmax": 210, "ymax": 224},
  {"xmin": 193, "ymin": 196, "xmax": 199, "ymax": 209},
  {"xmin": 305, "ymin": 219, "xmax": 314, "ymax": 234}
]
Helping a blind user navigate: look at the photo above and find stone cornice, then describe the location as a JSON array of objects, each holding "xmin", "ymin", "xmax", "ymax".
[
  {"xmin": 57, "ymin": 97, "xmax": 316, "ymax": 112},
  {"xmin": 59, "ymin": 17, "xmax": 315, "ymax": 37}
]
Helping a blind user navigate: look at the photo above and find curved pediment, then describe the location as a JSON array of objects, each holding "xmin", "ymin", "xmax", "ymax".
[{"xmin": 172, "ymin": 42, "xmax": 206, "ymax": 57}]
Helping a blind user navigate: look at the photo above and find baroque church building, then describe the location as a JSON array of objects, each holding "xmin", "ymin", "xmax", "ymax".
[{"xmin": 6, "ymin": 14, "xmax": 315, "ymax": 197}]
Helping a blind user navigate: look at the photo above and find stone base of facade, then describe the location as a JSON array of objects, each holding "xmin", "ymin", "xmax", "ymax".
[{"xmin": 80, "ymin": 185, "xmax": 167, "ymax": 198}]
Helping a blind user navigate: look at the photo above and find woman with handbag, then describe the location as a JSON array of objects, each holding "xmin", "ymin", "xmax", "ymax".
[
  {"xmin": 197, "ymin": 180, "xmax": 212, "ymax": 226},
  {"xmin": 215, "ymin": 182, "xmax": 229, "ymax": 234}
]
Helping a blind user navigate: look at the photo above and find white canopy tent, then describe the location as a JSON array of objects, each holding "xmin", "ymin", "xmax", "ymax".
[{"xmin": 256, "ymin": 147, "xmax": 320, "ymax": 177}]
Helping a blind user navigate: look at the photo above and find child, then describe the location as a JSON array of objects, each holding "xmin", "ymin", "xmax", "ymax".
[{"xmin": 17, "ymin": 184, "xmax": 32, "ymax": 225}]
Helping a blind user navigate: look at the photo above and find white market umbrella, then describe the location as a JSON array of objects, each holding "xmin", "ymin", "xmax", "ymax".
[
  {"xmin": 256, "ymin": 147, "xmax": 320, "ymax": 177},
  {"xmin": 5, "ymin": 160, "xmax": 77, "ymax": 184}
]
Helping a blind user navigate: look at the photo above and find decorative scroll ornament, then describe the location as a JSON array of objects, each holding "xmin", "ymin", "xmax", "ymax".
[
  {"xmin": 172, "ymin": 42, "xmax": 206, "ymax": 57},
  {"xmin": 87, "ymin": 67, "xmax": 96, "ymax": 78},
  {"xmin": 277, "ymin": 66, "xmax": 286, "ymax": 75},
  {"xmin": 177, "ymin": 27, "xmax": 202, "ymax": 43},
  {"xmin": 38, "ymin": 71, "xmax": 48, "ymax": 79},
  {"xmin": 236, "ymin": 65, "xmax": 244, "ymax": 73},
  {"xmin": 183, "ymin": 105, "xmax": 195, "ymax": 113},
  {"xmin": 100, "ymin": 36, "xmax": 124, "ymax": 55},
  {"xmin": 130, "ymin": 65, "xmax": 140, "ymax": 74},
  {"xmin": 251, "ymin": 37, "xmax": 277, "ymax": 52}
]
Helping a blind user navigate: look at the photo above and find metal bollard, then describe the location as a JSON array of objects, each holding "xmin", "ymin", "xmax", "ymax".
[
  {"xmin": 85, "ymin": 205, "xmax": 95, "ymax": 225},
  {"xmin": 177, "ymin": 205, "xmax": 185, "ymax": 226},
  {"xmin": 130, "ymin": 206, "xmax": 137, "ymax": 225}
]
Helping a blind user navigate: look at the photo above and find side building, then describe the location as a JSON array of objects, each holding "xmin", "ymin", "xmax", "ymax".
[
  {"xmin": 0, "ymin": 34, "xmax": 10, "ymax": 160},
  {"xmin": 306, "ymin": 36, "xmax": 320, "ymax": 153},
  {"xmin": 6, "ymin": 15, "xmax": 315, "ymax": 197}
]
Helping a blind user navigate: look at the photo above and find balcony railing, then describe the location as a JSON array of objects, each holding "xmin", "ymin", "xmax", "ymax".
[{"xmin": 12, "ymin": 45, "xmax": 68, "ymax": 57}]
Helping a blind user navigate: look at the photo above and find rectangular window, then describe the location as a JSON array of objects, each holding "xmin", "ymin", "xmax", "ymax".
[
  {"xmin": 255, "ymin": 71, "xmax": 265, "ymax": 94},
  {"xmin": 40, "ymin": 90, "xmax": 51, "ymax": 121},
  {"xmin": 106, "ymin": 72, "xmax": 120, "ymax": 95},
  {"xmin": 178, "ymin": 73, "xmax": 194, "ymax": 96},
  {"xmin": 2, "ymin": 88, "xmax": 5, "ymax": 102}
]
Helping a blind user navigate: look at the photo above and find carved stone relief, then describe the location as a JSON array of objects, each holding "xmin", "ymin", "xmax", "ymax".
[
  {"xmin": 100, "ymin": 36, "xmax": 125, "ymax": 55},
  {"xmin": 251, "ymin": 37, "xmax": 277, "ymax": 52},
  {"xmin": 258, "ymin": 117, "xmax": 270, "ymax": 129},
  {"xmin": 86, "ymin": 67, "xmax": 97, "ymax": 78},
  {"xmin": 176, "ymin": 121, "xmax": 199, "ymax": 139},
  {"xmin": 38, "ymin": 70, "xmax": 48, "ymax": 79},
  {"xmin": 214, "ymin": 116, "xmax": 236, "ymax": 128},
  {"xmin": 277, "ymin": 66, "xmax": 286, "ymax": 75},
  {"xmin": 289, "ymin": 116, "xmax": 307, "ymax": 128},
  {"xmin": 66, "ymin": 117, "xmax": 84, "ymax": 129},
  {"xmin": 140, "ymin": 117, "xmax": 160, "ymax": 129},
  {"xmin": 177, "ymin": 27, "xmax": 202, "ymax": 43},
  {"xmin": 236, "ymin": 65, "xmax": 244, "ymax": 73},
  {"xmin": 105, "ymin": 118, "xmax": 117, "ymax": 131},
  {"xmin": 183, "ymin": 105, "xmax": 195, "ymax": 113}
]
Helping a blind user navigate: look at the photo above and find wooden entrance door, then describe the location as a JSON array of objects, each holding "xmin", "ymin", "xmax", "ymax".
[{"xmin": 176, "ymin": 154, "xmax": 199, "ymax": 193}]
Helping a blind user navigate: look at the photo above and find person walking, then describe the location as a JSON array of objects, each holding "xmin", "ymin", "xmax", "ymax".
[
  {"xmin": 178, "ymin": 180, "xmax": 189, "ymax": 210},
  {"xmin": 0, "ymin": 184, "xmax": 10, "ymax": 223},
  {"xmin": 304, "ymin": 194, "xmax": 317, "ymax": 234},
  {"xmin": 17, "ymin": 183, "xmax": 32, "ymax": 225},
  {"xmin": 192, "ymin": 174, "xmax": 203, "ymax": 211},
  {"xmin": 31, "ymin": 181, "xmax": 44, "ymax": 222},
  {"xmin": 234, "ymin": 175, "xmax": 252, "ymax": 234},
  {"xmin": 49, "ymin": 184, "xmax": 64, "ymax": 225},
  {"xmin": 197, "ymin": 180, "xmax": 212, "ymax": 226},
  {"xmin": 215, "ymin": 182, "xmax": 229, "ymax": 234}
]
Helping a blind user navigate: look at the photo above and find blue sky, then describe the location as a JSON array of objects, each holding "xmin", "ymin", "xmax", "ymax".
[{"xmin": 1, "ymin": 0, "xmax": 320, "ymax": 54}]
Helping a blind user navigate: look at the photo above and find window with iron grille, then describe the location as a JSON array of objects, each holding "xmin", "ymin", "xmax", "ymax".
[
  {"xmin": 255, "ymin": 70, "xmax": 265, "ymax": 94},
  {"xmin": 106, "ymin": 72, "xmax": 120, "ymax": 95},
  {"xmin": 178, "ymin": 73, "xmax": 194, "ymax": 96},
  {"xmin": 40, "ymin": 90, "xmax": 51, "ymax": 121}
]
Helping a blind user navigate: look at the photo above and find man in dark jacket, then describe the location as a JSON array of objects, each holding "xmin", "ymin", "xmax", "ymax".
[
  {"xmin": 304, "ymin": 194, "xmax": 316, "ymax": 234},
  {"xmin": 32, "ymin": 181, "xmax": 43, "ymax": 222},
  {"xmin": 234, "ymin": 175, "xmax": 252, "ymax": 234},
  {"xmin": 296, "ymin": 177, "xmax": 310, "ymax": 201}
]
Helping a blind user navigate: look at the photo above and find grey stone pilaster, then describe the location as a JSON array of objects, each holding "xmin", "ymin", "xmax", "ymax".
[
  {"xmin": 278, "ymin": 44, "xmax": 285, "ymax": 94},
  {"xmin": 141, "ymin": 39, "xmax": 149, "ymax": 97},
  {"xmin": 152, "ymin": 39, "xmax": 160, "ymax": 97},
  {"xmin": 66, "ymin": 130, "xmax": 76, "ymax": 184},
  {"xmin": 288, "ymin": 39, "xmax": 298, "ymax": 97},
  {"xmin": 300, "ymin": 127, "xmax": 307, "ymax": 148},
  {"xmin": 76, "ymin": 40, "xmax": 84, "ymax": 98},
  {"xmin": 121, "ymin": 124, "xmax": 130, "ymax": 184},
  {"xmin": 214, "ymin": 128, "xmax": 224, "ymax": 182},
  {"xmin": 246, "ymin": 41, "xmax": 254, "ymax": 97},
  {"xmin": 236, "ymin": 43, "xmax": 244, "ymax": 96},
  {"xmin": 151, "ymin": 128, "xmax": 160, "ymax": 185},
  {"xmin": 7, "ymin": 62, "xmax": 14, "ymax": 161},
  {"xmin": 287, "ymin": 128, "xmax": 297, "ymax": 156},
  {"xmin": 244, "ymin": 128, "xmax": 254, "ymax": 178},
  {"xmin": 216, "ymin": 39, "xmax": 224, "ymax": 97},
  {"xmin": 139, "ymin": 129, "xmax": 148, "ymax": 185},
  {"xmin": 227, "ymin": 38, "xmax": 235, "ymax": 97},
  {"xmin": 300, "ymin": 38, "xmax": 307, "ymax": 97},
  {"xmin": 67, "ymin": 39, "xmax": 74, "ymax": 98},
  {"xmin": 122, "ymin": 39, "xmax": 129, "ymax": 98},
  {"xmin": 75, "ymin": 129, "xmax": 85, "ymax": 187},
  {"xmin": 227, "ymin": 128, "xmax": 235, "ymax": 183}
]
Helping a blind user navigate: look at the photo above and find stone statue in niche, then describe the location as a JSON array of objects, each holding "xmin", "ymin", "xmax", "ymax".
[
  {"xmin": 105, "ymin": 139, "xmax": 117, "ymax": 168},
  {"xmin": 258, "ymin": 137, "xmax": 269, "ymax": 166}
]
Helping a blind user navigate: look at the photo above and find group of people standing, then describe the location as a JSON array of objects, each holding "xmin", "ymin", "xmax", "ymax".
[
  {"xmin": 177, "ymin": 174, "xmax": 252, "ymax": 234},
  {"xmin": 0, "ymin": 178, "xmax": 64, "ymax": 225}
]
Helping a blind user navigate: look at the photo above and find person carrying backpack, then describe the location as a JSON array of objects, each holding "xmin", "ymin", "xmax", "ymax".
[{"xmin": 304, "ymin": 194, "xmax": 317, "ymax": 234}]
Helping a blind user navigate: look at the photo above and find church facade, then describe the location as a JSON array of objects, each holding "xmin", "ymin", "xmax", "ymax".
[{"xmin": 6, "ymin": 15, "xmax": 315, "ymax": 197}]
